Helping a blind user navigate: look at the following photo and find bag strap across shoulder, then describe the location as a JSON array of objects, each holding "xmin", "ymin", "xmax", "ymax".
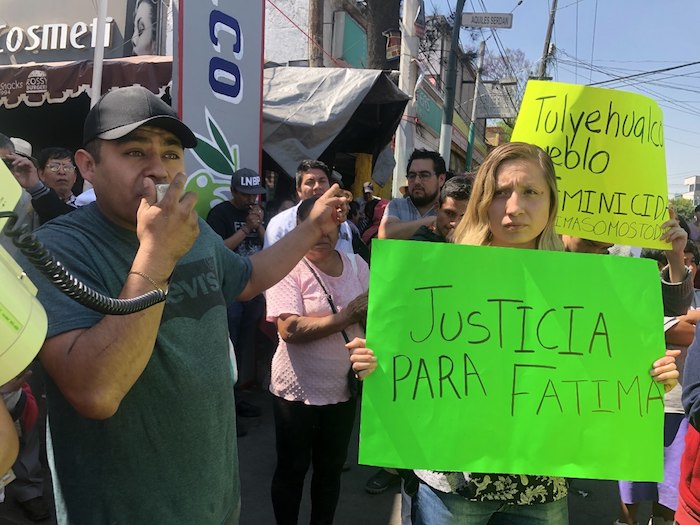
[{"xmin": 302, "ymin": 258, "xmax": 350, "ymax": 344}]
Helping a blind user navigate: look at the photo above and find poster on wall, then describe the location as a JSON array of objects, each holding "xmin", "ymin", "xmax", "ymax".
[
  {"xmin": 124, "ymin": 0, "xmax": 162, "ymax": 56},
  {"xmin": 173, "ymin": 0, "xmax": 265, "ymax": 218}
]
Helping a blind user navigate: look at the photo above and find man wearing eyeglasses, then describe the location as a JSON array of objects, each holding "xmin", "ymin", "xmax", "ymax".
[
  {"xmin": 5, "ymin": 147, "xmax": 79, "ymax": 225},
  {"xmin": 378, "ymin": 149, "xmax": 447, "ymax": 240}
]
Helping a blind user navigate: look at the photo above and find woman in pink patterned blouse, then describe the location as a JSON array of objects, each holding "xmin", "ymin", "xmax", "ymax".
[{"xmin": 266, "ymin": 197, "xmax": 376, "ymax": 525}]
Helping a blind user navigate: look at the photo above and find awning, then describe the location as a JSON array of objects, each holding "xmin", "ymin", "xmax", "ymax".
[
  {"xmin": 262, "ymin": 67, "xmax": 409, "ymax": 178},
  {"xmin": 0, "ymin": 55, "xmax": 173, "ymax": 109},
  {"xmin": 0, "ymin": 61, "xmax": 408, "ymax": 179}
]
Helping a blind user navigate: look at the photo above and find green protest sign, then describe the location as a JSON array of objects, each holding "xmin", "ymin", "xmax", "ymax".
[
  {"xmin": 511, "ymin": 81, "xmax": 669, "ymax": 249},
  {"xmin": 359, "ymin": 240, "xmax": 666, "ymax": 481}
]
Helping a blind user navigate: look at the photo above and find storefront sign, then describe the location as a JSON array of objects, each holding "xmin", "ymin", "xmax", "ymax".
[
  {"xmin": 0, "ymin": 19, "xmax": 114, "ymax": 54},
  {"xmin": 174, "ymin": 0, "xmax": 265, "ymax": 217}
]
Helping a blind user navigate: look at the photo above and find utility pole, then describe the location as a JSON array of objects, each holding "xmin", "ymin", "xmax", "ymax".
[
  {"xmin": 465, "ymin": 40, "xmax": 485, "ymax": 172},
  {"xmin": 536, "ymin": 0, "xmax": 557, "ymax": 79},
  {"xmin": 309, "ymin": 0, "xmax": 324, "ymax": 67},
  {"xmin": 393, "ymin": 0, "xmax": 420, "ymax": 198},
  {"xmin": 438, "ymin": 0, "xmax": 466, "ymax": 168}
]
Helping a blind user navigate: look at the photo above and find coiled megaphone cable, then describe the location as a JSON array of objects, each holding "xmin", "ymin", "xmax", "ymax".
[{"xmin": 1, "ymin": 212, "xmax": 167, "ymax": 315}]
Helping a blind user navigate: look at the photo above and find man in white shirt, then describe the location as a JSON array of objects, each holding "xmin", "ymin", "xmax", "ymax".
[{"xmin": 264, "ymin": 159, "xmax": 353, "ymax": 253}]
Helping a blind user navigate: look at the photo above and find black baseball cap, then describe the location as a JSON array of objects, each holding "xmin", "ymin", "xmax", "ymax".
[
  {"xmin": 231, "ymin": 168, "xmax": 266, "ymax": 195},
  {"xmin": 83, "ymin": 86, "xmax": 197, "ymax": 148}
]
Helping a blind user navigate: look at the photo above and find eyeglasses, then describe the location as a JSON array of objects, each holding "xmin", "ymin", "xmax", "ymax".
[
  {"xmin": 46, "ymin": 163, "xmax": 76, "ymax": 173},
  {"xmin": 406, "ymin": 171, "xmax": 435, "ymax": 181}
]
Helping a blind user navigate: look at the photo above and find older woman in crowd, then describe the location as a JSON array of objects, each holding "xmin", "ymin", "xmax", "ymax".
[{"xmin": 265, "ymin": 197, "xmax": 376, "ymax": 525}]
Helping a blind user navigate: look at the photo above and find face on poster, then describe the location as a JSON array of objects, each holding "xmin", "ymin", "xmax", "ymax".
[{"xmin": 125, "ymin": 0, "xmax": 162, "ymax": 56}]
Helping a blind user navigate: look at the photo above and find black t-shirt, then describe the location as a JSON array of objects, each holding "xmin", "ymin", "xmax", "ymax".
[
  {"xmin": 206, "ymin": 201, "xmax": 263, "ymax": 257},
  {"xmin": 411, "ymin": 225, "xmax": 446, "ymax": 243}
]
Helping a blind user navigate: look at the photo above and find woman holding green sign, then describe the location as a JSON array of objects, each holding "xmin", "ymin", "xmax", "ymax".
[{"xmin": 411, "ymin": 141, "xmax": 682, "ymax": 525}]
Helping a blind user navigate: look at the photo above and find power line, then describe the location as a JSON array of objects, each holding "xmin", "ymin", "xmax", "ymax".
[
  {"xmin": 555, "ymin": 51, "xmax": 700, "ymax": 115},
  {"xmin": 556, "ymin": 60, "xmax": 700, "ymax": 119},
  {"xmin": 557, "ymin": 0, "xmax": 587, "ymax": 10},
  {"xmin": 587, "ymin": 60, "xmax": 700, "ymax": 87}
]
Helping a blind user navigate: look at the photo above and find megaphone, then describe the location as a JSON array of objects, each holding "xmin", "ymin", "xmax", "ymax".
[
  {"xmin": 0, "ymin": 157, "xmax": 179, "ymax": 386},
  {"xmin": 0, "ymin": 244, "xmax": 47, "ymax": 384},
  {"xmin": 0, "ymin": 162, "xmax": 46, "ymax": 384}
]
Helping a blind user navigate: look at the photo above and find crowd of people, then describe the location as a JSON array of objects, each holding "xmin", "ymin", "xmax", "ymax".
[{"xmin": 0, "ymin": 84, "xmax": 697, "ymax": 525}]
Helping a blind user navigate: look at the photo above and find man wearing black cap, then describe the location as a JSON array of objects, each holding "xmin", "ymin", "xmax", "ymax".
[
  {"xmin": 22, "ymin": 86, "xmax": 366, "ymax": 525},
  {"xmin": 207, "ymin": 168, "xmax": 267, "ymax": 423},
  {"xmin": 207, "ymin": 168, "xmax": 267, "ymax": 257}
]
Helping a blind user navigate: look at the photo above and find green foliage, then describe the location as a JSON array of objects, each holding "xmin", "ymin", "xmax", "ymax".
[{"xmin": 670, "ymin": 196, "xmax": 695, "ymax": 222}]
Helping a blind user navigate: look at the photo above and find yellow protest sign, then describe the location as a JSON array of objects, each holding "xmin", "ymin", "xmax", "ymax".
[{"xmin": 511, "ymin": 81, "xmax": 668, "ymax": 249}]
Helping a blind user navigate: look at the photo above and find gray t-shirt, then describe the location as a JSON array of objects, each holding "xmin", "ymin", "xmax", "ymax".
[
  {"xmin": 383, "ymin": 197, "xmax": 436, "ymax": 222},
  {"xmin": 25, "ymin": 204, "xmax": 251, "ymax": 525}
]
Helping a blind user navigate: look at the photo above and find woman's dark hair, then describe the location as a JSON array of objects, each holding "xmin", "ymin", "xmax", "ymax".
[
  {"xmin": 296, "ymin": 197, "xmax": 320, "ymax": 223},
  {"xmin": 640, "ymin": 248, "xmax": 668, "ymax": 267},
  {"xmin": 685, "ymin": 240, "xmax": 700, "ymax": 265},
  {"xmin": 348, "ymin": 200, "xmax": 360, "ymax": 219}
]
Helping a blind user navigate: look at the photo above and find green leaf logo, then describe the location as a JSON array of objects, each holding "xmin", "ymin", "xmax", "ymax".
[{"xmin": 187, "ymin": 108, "xmax": 241, "ymax": 217}]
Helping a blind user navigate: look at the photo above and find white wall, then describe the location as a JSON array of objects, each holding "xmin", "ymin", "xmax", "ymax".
[{"xmin": 264, "ymin": 0, "xmax": 309, "ymax": 64}]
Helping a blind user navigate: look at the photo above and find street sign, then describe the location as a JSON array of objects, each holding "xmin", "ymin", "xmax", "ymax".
[
  {"xmin": 461, "ymin": 12, "xmax": 513, "ymax": 29},
  {"xmin": 477, "ymin": 81, "xmax": 519, "ymax": 118}
]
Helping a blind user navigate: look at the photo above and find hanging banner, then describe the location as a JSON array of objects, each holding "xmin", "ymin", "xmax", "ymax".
[
  {"xmin": 173, "ymin": 0, "xmax": 264, "ymax": 217},
  {"xmin": 511, "ymin": 81, "xmax": 668, "ymax": 249},
  {"xmin": 359, "ymin": 240, "xmax": 666, "ymax": 481}
]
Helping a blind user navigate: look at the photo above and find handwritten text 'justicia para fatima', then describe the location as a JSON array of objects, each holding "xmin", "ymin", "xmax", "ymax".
[{"xmin": 391, "ymin": 285, "xmax": 664, "ymax": 417}]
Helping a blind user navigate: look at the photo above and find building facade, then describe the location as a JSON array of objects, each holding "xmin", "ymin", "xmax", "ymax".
[
  {"xmin": 683, "ymin": 176, "xmax": 700, "ymax": 206},
  {"xmin": 264, "ymin": 0, "xmax": 489, "ymax": 179}
]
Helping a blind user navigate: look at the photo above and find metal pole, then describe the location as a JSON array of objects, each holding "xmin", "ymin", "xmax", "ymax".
[
  {"xmin": 90, "ymin": 0, "xmax": 108, "ymax": 108},
  {"xmin": 465, "ymin": 40, "xmax": 485, "ymax": 172},
  {"xmin": 438, "ymin": 0, "xmax": 466, "ymax": 168},
  {"xmin": 392, "ymin": 0, "xmax": 419, "ymax": 198},
  {"xmin": 536, "ymin": 0, "xmax": 558, "ymax": 79}
]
